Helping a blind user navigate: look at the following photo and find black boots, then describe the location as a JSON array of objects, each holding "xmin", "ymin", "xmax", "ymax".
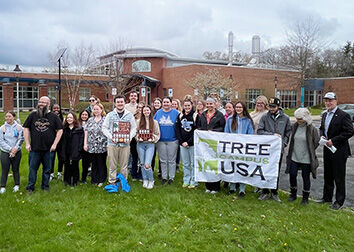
[
  {"xmin": 301, "ymin": 191, "xmax": 310, "ymax": 205},
  {"xmin": 288, "ymin": 187, "xmax": 297, "ymax": 202}
]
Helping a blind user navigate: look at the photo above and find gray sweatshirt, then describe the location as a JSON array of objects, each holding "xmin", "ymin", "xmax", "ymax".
[{"xmin": 0, "ymin": 122, "xmax": 24, "ymax": 152}]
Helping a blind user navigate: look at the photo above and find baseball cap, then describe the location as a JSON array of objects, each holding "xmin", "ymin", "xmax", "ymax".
[
  {"xmin": 268, "ymin": 97, "xmax": 281, "ymax": 107},
  {"xmin": 323, "ymin": 92, "xmax": 336, "ymax": 100}
]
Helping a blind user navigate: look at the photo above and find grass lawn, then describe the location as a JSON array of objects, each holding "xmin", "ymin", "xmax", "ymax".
[
  {"xmin": 282, "ymin": 107, "xmax": 323, "ymax": 117},
  {"xmin": 0, "ymin": 112, "xmax": 353, "ymax": 251}
]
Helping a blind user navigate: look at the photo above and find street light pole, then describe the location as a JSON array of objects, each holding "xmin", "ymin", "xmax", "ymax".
[
  {"xmin": 274, "ymin": 75, "xmax": 278, "ymax": 97},
  {"xmin": 55, "ymin": 48, "xmax": 67, "ymax": 107},
  {"xmin": 13, "ymin": 64, "xmax": 22, "ymax": 123}
]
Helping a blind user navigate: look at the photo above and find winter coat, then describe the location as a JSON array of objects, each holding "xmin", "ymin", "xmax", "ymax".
[
  {"xmin": 61, "ymin": 126, "xmax": 84, "ymax": 161},
  {"xmin": 285, "ymin": 122, "xmax": 320, "ymax": 178},
  {"xmin": 175, "ymin": 109, "xmax": 199, "ymax": 146},
  {"xmin": 257, "ymin": 109, "xmax": 292, "ymax": 153},
  {"xmin": 197, "ymin": 110, "xmax": 226, "ymax": 133}
]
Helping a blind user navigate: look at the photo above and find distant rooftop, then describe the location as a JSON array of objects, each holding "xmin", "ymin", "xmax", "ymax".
[{"xmin": 98, "ymin": 47, "xmax": 246, "ymax": 67}]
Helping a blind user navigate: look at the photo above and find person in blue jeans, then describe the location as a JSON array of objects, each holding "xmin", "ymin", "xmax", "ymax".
[
  {"xmin": 176, "ymin": 98, "xmax": 198, "ymax": 188},
  {"xmin": 224, "ymin": 101, "xmax": 254, "ymax": 197},
  {"xmin": 23, "ymin": 96, "xmax": 63, "ymax": 193},
  {"xmin": 154, "ymin": 97, "xmax": 179, "ymax": 185},
  {"xmin": 136, "ymin": 105, "xmax": 160, "ymax": 189}
]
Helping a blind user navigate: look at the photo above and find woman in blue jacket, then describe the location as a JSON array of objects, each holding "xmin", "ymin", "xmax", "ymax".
[{"xmin": 224, "ymin": 101, "xmax": 254, "ymax": 197}]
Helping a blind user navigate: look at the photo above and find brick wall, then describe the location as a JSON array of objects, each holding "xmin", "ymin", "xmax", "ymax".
[
  {"xmin": 324, "ymin": 77, "xmax": 354, "ymax": 104},
  {"xmin": 161, "ymin": 64, "xmax": 301, "ymax": 103}
]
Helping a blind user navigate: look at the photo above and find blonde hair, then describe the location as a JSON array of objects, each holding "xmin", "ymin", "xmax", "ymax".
[
  {"xmin": 172, "ymin": 99, "xmax": 182, "ymax": 112},
  {"xmin": 93, "ymin": 103, "xmax": 106, "ymax": 117},
  {"xmin": 254, "ymin": 95, "xmax": 268, "ymax": 112}
]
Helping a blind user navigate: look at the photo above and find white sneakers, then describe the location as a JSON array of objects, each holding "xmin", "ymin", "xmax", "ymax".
[
  {"xmin": 0, "ymin": 186, "xmax": 20, "ymax": 194},
  {"xmin": 143, "ymin": 180, "xmax": 148, "ymax": 188},
  {"xmin": 143, "ymin": 180, "xmax": 154, "ymax": 189},
  {"xmin": 13, "ymin": 185, "xmax": 19, "ymax": 192},
  {"xmin": 57, "ymin": 172, "xmax": 62, "ymax": 180},
  {"xmin": 50, "ymin": 173, "xmax": 55, "ymax": 181}
]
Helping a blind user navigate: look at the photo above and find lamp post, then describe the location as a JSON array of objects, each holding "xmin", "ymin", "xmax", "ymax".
[
  {"xmin": 274, "ymin": 75, "xmax": 278, "ymax": 97},
  {"xmin": 55, "ymin": 48, "xmax": 67, "ymax": 107},
  {"xmin": 13, "ymin": 64, "xmax": 22, "ymax": 123}
]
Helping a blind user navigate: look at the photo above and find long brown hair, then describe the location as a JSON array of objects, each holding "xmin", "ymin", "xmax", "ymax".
[
  {"xmin": 63, "ymin": 111, "xmax": 79, "ymax": 128},
  {"xmin": 139, "ymin": 105, "xmax": 154, "ymax": 130},
  {"xmin": 231, "ymin": 101, "xmax": 254, "ymax": 132}
]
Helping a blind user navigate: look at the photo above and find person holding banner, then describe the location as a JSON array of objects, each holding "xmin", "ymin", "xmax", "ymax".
[
  {"xmin": 285, "ymin": 108, "xmax": 319, "ymax": 205},
  {"xmin": 224, "ymin": 102, "xmax": 234, "ymax": 121},
  {"xmin": 154, "ymin": 97, "xmax": 179, "ymax": 185},
  {"xmin": 257, "ymin": 97, "xmax": 291, "ymax": 202},
  {"xmin": 136, "ymin": 105, "xmax": 160, "ymax": 189},
  {"xmin": 224, "ymin": 101, "xmax": 254, "ymax": 197},
  {"xmin": 176, "ymin": 98, "xmax": 199, "ymax": 189},
  {"xmin": 197, "ymin": 97, "xmax": 226, "ymax": 193},
  {"xmin": 250, "ymin": 95, "xmax": 268, "ymax": 132}
]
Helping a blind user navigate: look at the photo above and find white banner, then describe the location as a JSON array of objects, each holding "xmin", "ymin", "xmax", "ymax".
[{"xmin": 194, "ymin": 130, "xmax": 282, "ymax": 189}]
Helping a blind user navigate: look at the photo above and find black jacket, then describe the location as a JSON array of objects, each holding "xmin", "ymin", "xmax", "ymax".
[
  {"xmin": 61, "ymin": 126, "xmax": 84, "ymax": 161},
  {"xmin": 175, "ymin": 109, "xmax": 198, "ymax": 146},
  {"xmin": 197, "ymin": 110, "xmax": 225, "ymax": 132},
  {"xmin": 319, "ymin": 108, "xmax": 354, "ymax": 157}
]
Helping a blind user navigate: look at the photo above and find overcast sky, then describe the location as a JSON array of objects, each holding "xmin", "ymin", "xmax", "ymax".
[{"xmin": 0, "ymin": 0, "xmax": 353, "ymax": 69}]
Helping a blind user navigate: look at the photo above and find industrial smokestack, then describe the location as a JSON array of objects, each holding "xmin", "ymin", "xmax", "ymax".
[
  {"xmin": 252, "ymin": 35, "xmax": 260, "ymax": 65},
  {"xmin": 228, "ymin": 31, "xmax": 233, "ymax": 66}
]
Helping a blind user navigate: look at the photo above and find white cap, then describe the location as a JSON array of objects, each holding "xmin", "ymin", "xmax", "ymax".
[{"xmin": 324, "ymin": 92, "xmax": 336, "ymax": 100}]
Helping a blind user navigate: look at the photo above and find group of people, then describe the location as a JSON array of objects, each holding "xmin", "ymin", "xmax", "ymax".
[{"xmin": 0, "ymin": 91, "xmax": 353, "ymax": 210}]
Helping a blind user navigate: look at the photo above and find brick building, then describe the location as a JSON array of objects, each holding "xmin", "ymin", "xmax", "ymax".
[
  {"xmin": 1, "ymin": 47, "xmax": 353, "ymax": 112},
  {"xmin": 0, "ymin": 71, "xmax": 110, "ymax": 111}
]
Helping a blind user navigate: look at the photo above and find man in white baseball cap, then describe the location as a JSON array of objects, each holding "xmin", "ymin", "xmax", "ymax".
[{"xmin": 317, "ymin": 92, "xmax": 354, "ymax": 210}]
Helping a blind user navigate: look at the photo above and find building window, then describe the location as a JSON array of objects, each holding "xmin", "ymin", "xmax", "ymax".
[
  {"xmin": 304, "ymin": 90, "xmax": 323, "ymax": 107},
  {"xmin": 245, "ymin": 89, "xmax": 262, "ymax": 109},
  {"xmin": 79, "ymin": 87, "xmax": 91, "ymax": 102},
  {"xmin": 13, "ymin": 86, "xmax": 39, "ymax": 109},
  {"xmin": 0, "ymin": 86, "xmax": 3, "ymax": 109},
  {"xmin": 48, "ymin": 86, "xmax": 57, "ymax": 104},
  {"xmin": 279, "ymin": 90, "xmax": 297, "ymax": 108},
  {"xmin": 132, "ymin": 60, "xmax": 151, "ymax": 72}
]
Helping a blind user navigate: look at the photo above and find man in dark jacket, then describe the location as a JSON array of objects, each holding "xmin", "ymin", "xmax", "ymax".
[
  {"xmin": 317, "ymin": 92, "xmax": 354, "ymax": 210},
  {"xmin": 257, "ymin": 97, "xmax": 292, "ymax": 202}
]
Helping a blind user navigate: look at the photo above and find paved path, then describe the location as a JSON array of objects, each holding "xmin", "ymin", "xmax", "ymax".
[{"xmin": 278, "ymin": 118, "xmax": 354, "ymax": 208}]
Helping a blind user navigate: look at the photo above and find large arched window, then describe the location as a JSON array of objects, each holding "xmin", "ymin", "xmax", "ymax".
[{"xmin": 132, "ymin": 60, "xmax": 151, "ymax": 72}]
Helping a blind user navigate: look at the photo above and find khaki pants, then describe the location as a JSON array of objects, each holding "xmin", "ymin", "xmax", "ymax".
[{"xmin": 107, "ymin": 145, "xmax": 130, "ymax": 183}]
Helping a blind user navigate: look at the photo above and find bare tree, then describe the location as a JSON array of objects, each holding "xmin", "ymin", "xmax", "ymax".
[
  {"xmin": 48, "ymin": 41, "xmax": 98, "ymax": 109},
  {"xmin": 283, "ymin": 16, "xmax": 328, "ymax": 85},
  {"xmin": 185, "ymin": 69, "xmax": 235, "ymax": 100}
]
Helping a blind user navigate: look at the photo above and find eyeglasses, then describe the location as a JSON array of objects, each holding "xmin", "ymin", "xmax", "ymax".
[{"xmin": 89, "ymin": 99, "xmax": 95, "ymax": 102}]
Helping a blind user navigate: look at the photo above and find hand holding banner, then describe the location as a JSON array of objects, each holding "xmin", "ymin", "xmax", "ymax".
[{"xmin": 194, "ymin": 130, "xmax": 282, "ymax": 189}]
